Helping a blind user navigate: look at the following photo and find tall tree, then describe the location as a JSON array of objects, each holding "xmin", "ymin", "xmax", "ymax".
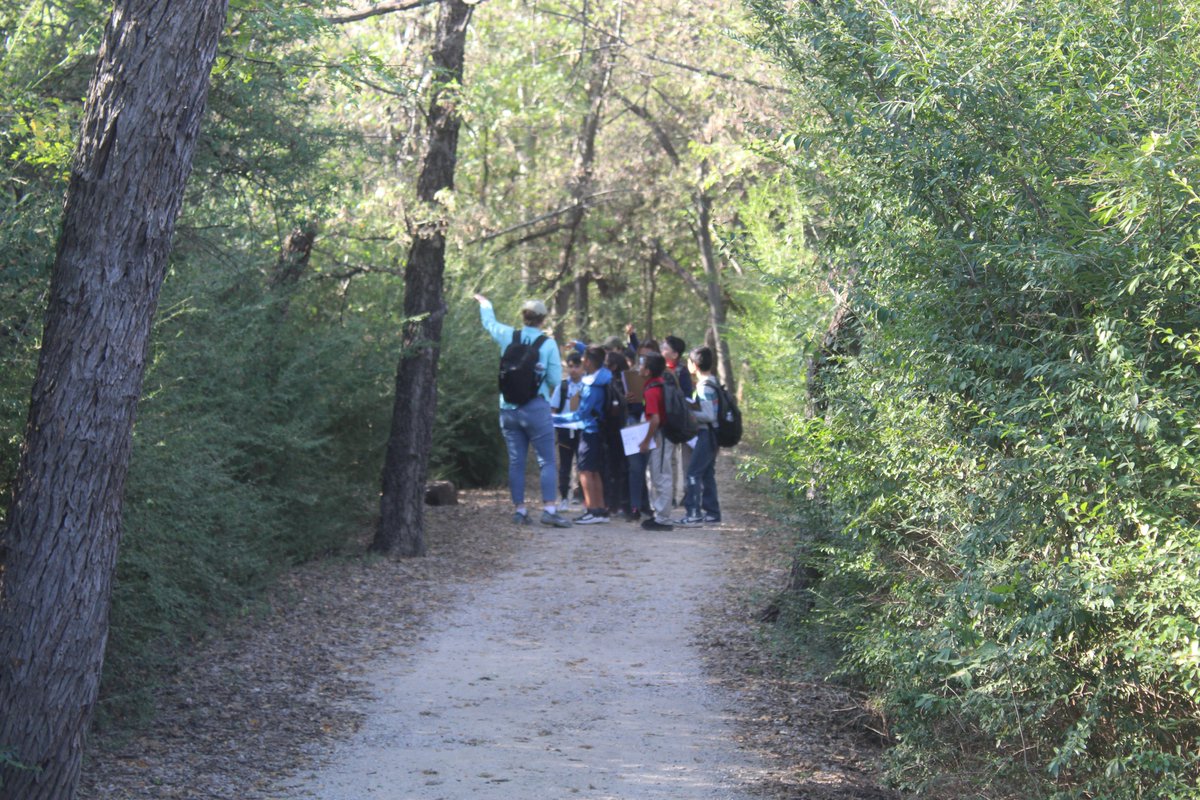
[
  {"xmin": 0, "ymin": 1, "xmax": 230, "ymax": 798},
  {"xmin": 693, "ymin": 172, "xmax": 733, "ymax": 390},
  {"xmin": 373, "ymin": 0, "xmax": 474, "ymax": 557},
  {"xmin": 557, "ymin": 15, "xmax": 621, "ymax": 337}
]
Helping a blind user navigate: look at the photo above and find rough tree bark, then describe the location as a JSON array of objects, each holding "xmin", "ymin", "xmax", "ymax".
[
  {"xmin": 693, "ymin": 170, "xmax": 734, "ymax": 391},
  {"xmin": 272, "ymin": 223, "xmax": 318, "ymax": 289},
  {"xmin": 806, "ymin": 284, "xmax": 861, "ymax": 420},
  {"xmin": 372, "ymin": 0, "xmax": 473, "ymax": 558},
  {"xmin": 781, "ymin": 278, "xmax": 861, "ymax": 605},
  {"xmin": 0, "ymin": 2, "xmax": 229, "ymax": 798}
]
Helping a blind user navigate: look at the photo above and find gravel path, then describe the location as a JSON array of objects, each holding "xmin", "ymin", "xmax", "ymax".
[
  {"xmin": 281, "ymin": 521, "xmax": 758, "ymax": 799},
  {"xmin": 79, "ymin": 458, "xmax": 893, "ymax": 800}
]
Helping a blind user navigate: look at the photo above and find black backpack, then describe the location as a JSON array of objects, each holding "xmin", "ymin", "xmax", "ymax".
[
  {"xmin": 603, "ymin": 375, "xmax": 627, "ymax": 426},
  {"xmin": 498, "ymin": 331, "xmax": 548, "ymax": 405},
  {"xmin": 660, "ymin": 378, "xmax": 698, "ymax": 444},
  {"xmin": 712, "ymin": 381, "xmax": 743, "ymax": 448}
]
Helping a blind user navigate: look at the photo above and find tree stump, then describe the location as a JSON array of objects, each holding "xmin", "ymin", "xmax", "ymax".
[{"xmin": 424, "ymin": 481, "xmax": 458, "ymax": 506}]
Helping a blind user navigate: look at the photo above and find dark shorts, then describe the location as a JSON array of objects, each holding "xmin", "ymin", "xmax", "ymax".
[{"xmin": 577, "ymin": 430, "xmax": 605, "ymax": 472}]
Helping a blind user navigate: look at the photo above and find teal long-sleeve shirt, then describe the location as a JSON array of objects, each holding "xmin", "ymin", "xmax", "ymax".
[{"xmin": 479, "ymin": 302, "xmax": 562, "ymax": 409}]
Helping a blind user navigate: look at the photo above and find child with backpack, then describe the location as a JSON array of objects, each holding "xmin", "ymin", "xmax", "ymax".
[
  {"xmin": 602, "ymin": 349, "xmax": 631, "ymax": 519},
  {"xmin": 550, "ymin": 351, "xmax": 585, "ymax": 508},
  {"xmin": 625, "ymin": 337, "xmax": 658, "ymax": 520},
  {"xmin": 675, "ymin": 345, "xmax": 721, "ymax": 526},
  {"xmin": 635, "ymin": 352, "xmax": 675, "ymax": 531},
  {"xmin": 550, "ymin": 346, "xmax": 612, "ymax": 524},
  {"xmin": 661, "ymin": 335, "xmax": 693, "ymax": 507}
]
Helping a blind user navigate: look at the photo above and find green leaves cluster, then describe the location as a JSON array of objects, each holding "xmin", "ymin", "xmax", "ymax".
[
  {"xmin": 0, "ymin": 0, "xmax": 414, "ymax": 720},
  {"xmin": 743, "ymin": 0, "xmax": 1200, "ymax": 796}
]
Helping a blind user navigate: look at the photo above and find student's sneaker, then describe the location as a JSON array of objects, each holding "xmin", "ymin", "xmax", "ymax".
[
  {"xmin": 512, "ymin": 511, "xmax": 531, "ymax": 525},
  {"xmin": 702, "ymin": 514, "xmax": 722, "ymax": 524},
  {"xmin": 559, "ymin": 496, "xmax": 573, "ymax": 509},
  {"xmin": 641, "ymin": 518, "xmax": 674, "ymax": 532},
  {"xmin": 574, "ymin": 511, "xmax": 610, "ymax": 525},
  {"xmin": 673, "ymin": 515, "xmax": 705, "ymax": 527},
  {"xmin": 540, "ymin": 510, "xmax": 573, "ymax": 528}
]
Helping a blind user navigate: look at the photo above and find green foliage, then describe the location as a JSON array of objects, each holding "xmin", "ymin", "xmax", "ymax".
[
  {"xmin": 0, "ymin": 1, "xmax": 106, "ymax": 504},
  {"xmin": 429, "ymin": 296, "xmax": 507, "ymax": 488},
  {"xmin": 0, "ymin": 0, "xmax": 775, "ymax": 749},
  {"xmin": 100, "ymin": 248, "xmax": 399, "ymax": 719},
  {"xmin": 744, "ymin": 0, "xmax": 1200, "ymax": 796}
]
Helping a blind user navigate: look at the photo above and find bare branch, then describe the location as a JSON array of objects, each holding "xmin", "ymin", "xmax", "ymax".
[
  {"xmin": 315, "ymin": 264, "xmax": 405, "ymax": 280},
  {"xmin": 534, "ymin": 4, "xmax": 786, "ymax": 93},
  {"xmin": 467, "ymin": 189, "xmax": 630, "ymax": 245},
  {"xmin": 614, "ymin": 91, "xmax": 680, "ymax": 166},
  {"xmin": 638, "ymin": 51, "xmax": 784, "ymax": 93},
  {"xmin": 325, "ymin": 0, "xmax": 438, "ymax": 25},
  {"xmin": 495, "ymin": 222, "xmax": 570, "ymax": 253},
  {"xmin": 652, "ymin": 239, "xmax": 706, "ymax": 301}
]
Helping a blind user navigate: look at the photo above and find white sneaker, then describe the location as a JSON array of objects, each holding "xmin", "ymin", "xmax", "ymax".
[{"xmin": 574, "ymin": 512, "xmax": 610, "ymax": 525}]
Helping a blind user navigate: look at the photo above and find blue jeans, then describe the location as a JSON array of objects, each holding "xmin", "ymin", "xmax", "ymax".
[
  {"xmin": 682, "ymin": 427, "xmax": 720, "ymax": 520},
  {"xmin": 627, "ymin": 449, "xmax": 648, "ymax": 512},
  {"xmin": 499, "ymin": 397, "xmax": 557, "ymax": 507}
]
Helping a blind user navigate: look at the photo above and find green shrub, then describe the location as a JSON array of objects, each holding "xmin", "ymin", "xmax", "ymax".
[{"xmin": 744, "ymin": 0, "xmax": 1200, "ymax": 796}]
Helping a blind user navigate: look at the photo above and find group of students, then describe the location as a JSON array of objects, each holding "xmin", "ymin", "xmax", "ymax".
[{"xmin": 475, "ymin": 293, "xmax": 724, "ymax": 531}]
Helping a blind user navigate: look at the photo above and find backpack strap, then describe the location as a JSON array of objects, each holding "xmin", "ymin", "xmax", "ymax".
[
  {"xmin": 529, "ymin": 333, "xmax": 549, "ymax": 390},
  {"xmin": 556, "ymin": 378, "xmax": 568, "ymax": 412}
]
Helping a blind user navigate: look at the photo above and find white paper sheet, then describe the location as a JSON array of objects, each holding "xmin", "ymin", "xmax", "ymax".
[{"xmin": 620, "ymin": 422, "xmax": 656, "ymax": 456}]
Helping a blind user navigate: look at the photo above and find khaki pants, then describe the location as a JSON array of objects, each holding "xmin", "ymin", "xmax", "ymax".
[{"xmin": 647, "ymin": 433, "xmax": 674, "ymax": 523}]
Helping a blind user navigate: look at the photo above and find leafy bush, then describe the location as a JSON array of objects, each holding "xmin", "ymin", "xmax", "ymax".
[
  {"xmin": 744, "ymin": 0, "xmax": 1200, "ymax": 796},
  {"xmin": 429, "ymin": 297, "xmax": 509, "ymax": 489},
  {"xmin": 99, "ymin": 254, "xmax": 399, "ymax": 718}
]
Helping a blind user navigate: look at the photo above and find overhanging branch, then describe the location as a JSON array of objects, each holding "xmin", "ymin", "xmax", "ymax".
[
  {"xmin": 467, "ymin": 188, "xmax": 630, "ymax": 246},
  {"xmin": 652, "ymin": 239, "xmax": 706, "ymax": 301},
  {"xmin": 615, "ymin": 92, "xmax": 680, "ymax": 166},
  {"xmin": 534, "ymin": 4, "xmax": 786, "ymax": 93},
  {"xmin": 325, "ymin": 0, "xmax": 438, "ymax": 24}
]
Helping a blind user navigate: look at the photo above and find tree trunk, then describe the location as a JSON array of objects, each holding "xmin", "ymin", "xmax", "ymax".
[
  {"xmin": 372, "ymin": 0, "xmax": 473, "ymax": 558},
  {"xmin": 806, "ymin": 292, "xmax": 861, "ymax": 420},
  {"xmin": 693, "ymin": 178, "xmax": 734, "ymax": 391},
  {"xmin": 556, "ymin": 21, "xmax": 619, "ymax": 338},
  {"xmin": 0, "ymin": 2, "xmax": 229, "ymax": 798},
  {"xmin": 553, "ymin": 283, "xmax": 571, "ymax": 344},
  {"xmin": 272, "ymin": 222, "xmax": 318, "ymax": 289},
  {"xmin": 644, "ymin": 244, "xmax": 657, "ymax": 340}
]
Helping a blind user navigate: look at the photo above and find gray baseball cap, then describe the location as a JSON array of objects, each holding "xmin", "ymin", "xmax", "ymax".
[{"xmin": 521, "ymin": 299, "xmax": 548, "ymax": 316}]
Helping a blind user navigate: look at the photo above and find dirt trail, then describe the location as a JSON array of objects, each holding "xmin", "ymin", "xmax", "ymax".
[
  {"xmin": 279, "ymin": 519, "xmax": 758, "ymax": 799},
  {"xmin": 79, "ymin": 458, "xmax": 892, "ymax": 800}
]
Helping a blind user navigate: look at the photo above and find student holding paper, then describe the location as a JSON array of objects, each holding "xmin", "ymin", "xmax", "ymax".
[
  {"xmin": 550, "ymin": 351, "xmax": 585, "ymax": 508},
  {"xmin": 636, "ymin": 353, "xmax": 675, "ymax": 531},
  {"xmin": 551, "ymin": 346, "xmax": 612, "ymax": 524},
  {"xmin": 624, "ymin": 337, "xmax": 657, "ymax": 519}
]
